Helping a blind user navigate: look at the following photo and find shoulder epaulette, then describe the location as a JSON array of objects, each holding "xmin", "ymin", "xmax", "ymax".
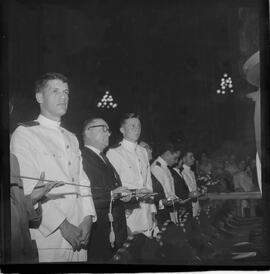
[
  {"xmin": 156, "ymin": 161, "xmax": 161, "ymax": 167},
  {"xmin": 18, "ymin": 121, "xmax": 40, "ymax": 127}
]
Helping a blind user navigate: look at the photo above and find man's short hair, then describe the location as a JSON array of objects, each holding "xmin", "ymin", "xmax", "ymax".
[
  {"xmin": 158, "ymin": 140, "xmax": 182, "ymax": 156},
  {"xmin": 180, "ymin": 148, "xmax": 194, "ymax": 159},
  {"xmin": 35, "ymin": 72, "xmax": 68, "ymax": 94},
  {"xmin": 119, "ymin": 112, "xmax": 140, "ymax": 128}
]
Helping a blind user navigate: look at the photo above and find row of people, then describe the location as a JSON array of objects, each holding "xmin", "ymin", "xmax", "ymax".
[
  {"xmin": 10, "ymin": 73, "xmax": 96, "ymax": 263},
  {"xmin": 83, "ymin": 114, "xmax": 204, "ymax": 261},
  {"xmin": 196, "ymin": 152, "xmax": 259, "ymax": 192},
  {"xmin": 9, "ymin": 72, "xmax": 203, "ymax": 263}
]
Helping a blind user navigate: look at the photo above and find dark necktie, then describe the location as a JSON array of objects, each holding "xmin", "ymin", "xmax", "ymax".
[{"xmin": 100, "ymin": 152, "xmax": 122, "ymax": 186}]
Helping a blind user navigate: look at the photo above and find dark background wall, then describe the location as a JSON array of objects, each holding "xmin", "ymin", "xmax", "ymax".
[{"xmin": 5, "ymin": 0, "xmax": 261, "ymax": 157}]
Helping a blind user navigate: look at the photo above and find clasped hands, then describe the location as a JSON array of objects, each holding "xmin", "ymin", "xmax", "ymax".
[
  {"xmin": 31, "ymin": 172, "xmax": 92, "ymax": 252},
  {"xmin": 112, "ymin": 186, "xmax": 132, "ymax": 202},
  {"xmin": 59, "ymin": 216, "xmax": 92, "ymax": 252}
]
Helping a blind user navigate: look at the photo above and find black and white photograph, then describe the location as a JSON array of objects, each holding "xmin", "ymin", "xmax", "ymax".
[{"xmin": 0, "ymin": 0, "xmax": 270, "ymax": 272}]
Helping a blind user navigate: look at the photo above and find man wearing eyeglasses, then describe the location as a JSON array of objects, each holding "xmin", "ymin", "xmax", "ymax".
[{"xmin": 81, "ymin": 118, "xmax": 131, "ymax": 262}]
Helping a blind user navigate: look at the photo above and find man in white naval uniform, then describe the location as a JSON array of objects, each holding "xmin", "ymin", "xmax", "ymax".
[
  {"xmin": 151, "ymin": 141, "xmax": 181, "ymax": 223},
  {"xmin": 10, "ymin": 73, "xmax": 96, "ymax": 262},
  {"xmin": 106, "ymin": 113, "xmax": 158, "ymax": 238},
  {"xmin": 181, "ymin": 151, "xmax": 200, "ymax": 217}
]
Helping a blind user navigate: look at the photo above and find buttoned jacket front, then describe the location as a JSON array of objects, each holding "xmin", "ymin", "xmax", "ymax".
[
  {"xmin": 151, "ymin": 156, "xmax": 177, "ymax": 199},
  {"xmin": 10, "ymin": 115, "xmax": 96, "ymax": 262},
  {"xmin": 106, "ymin": 139, "xmax": 157, "ymax": 236}
]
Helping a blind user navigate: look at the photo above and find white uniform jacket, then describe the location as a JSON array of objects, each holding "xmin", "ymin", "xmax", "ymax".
[
  {"xmin": 10, "ymin": 115, "xmax": 96, "ymax": 262},
  {"xmin": 106, "ymin": 139, "xmax": 157, "ymax": 237},
  {"xmin": 181, "ymin": 164, "xmax": 200, "ymax": 217},
  {"xmin": 151, "ymin": 157, "xmax": 179, "ymax": 223},
  {"xmin": 151, "ymin": 156, "xmax": 178, "ymax": 200}
]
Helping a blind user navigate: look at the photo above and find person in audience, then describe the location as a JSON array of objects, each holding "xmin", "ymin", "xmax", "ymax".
[
  {"xmin": 211, "ymin": 157, "xmax": 234, "ymax": 192},
  {"xmin": 106, "ymin": 113, "xmax": 158, "ymax": 238},
  {"xmin": 198, "ymin": 152, "xmax": 212, "ymax": 176},
  {"xmin": 233, "ymin": 159, "xmax": 254, "ymax": 192},
  {"xmin": 10, "ymin": 72, "xmax": 96, "ymax": 262},
  {"xmin": 225, "ymin": 154, "xmax": 239, "ymax": 176},
  {"xmin": 151, "ymin": 141, "xmax": 181, "ymax": 224},
  {"xmin": 81, "ymin": 117, "xmax": 131, "ymax": 262}
]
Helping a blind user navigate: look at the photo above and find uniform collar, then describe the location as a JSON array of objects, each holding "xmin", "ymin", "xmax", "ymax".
[
  {"xmin": 121, "ymin": 138, "xmax": 138, "ymax": 152},
  {"xmin": 183, "ymin": 164, "xmax": 191, "ymax": 171},
  {"xmin": 85, "ymin": 145, "xmax": 101, "ymax": 156},
  {"xmin": 173, "ymin": 167, "xmax": 183, "ymax": 176},
  {"xmin": 37, "ymin": 114, "xmax": 61, "ymax": 129},
  {"xmin": 157, "ymin": 156, "xmax": 168, "ymax": 167}
]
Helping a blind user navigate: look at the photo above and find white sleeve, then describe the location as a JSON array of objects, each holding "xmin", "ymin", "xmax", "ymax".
[
  {"xmin": 77, "ymin": 149, "xmax": 97, "ymax": 222},
  {"xmin": 151, "ymin": 165, "xmax": 170, "ymax": 198},
  {"xmin": 10, "ymin": 127, "xmax": 40, "ymax": 194},
  {"xmin": 10, "ymin": 127, "xmax": 66, "ymax": 236},
  {"xmin": 143, "ymin": 149, "xmax": 153, "ymax": 192}
]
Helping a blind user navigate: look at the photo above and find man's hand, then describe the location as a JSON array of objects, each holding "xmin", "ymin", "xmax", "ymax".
[
  {"xmin": 30, "ymin": 171, "xmax": 64, "ymax": 205},
  {"xmin": 78, "ymin": 215, "xmax": 93, "ymax": 249},
  {"xmin": 162, "ymin": 198, "xmax": 172, "ymax": 206},
  {"xmin": 59, "ymin": 219, "xmax": 82, "ymax": 252},
  {"xmin": 189, "ymin": 190, "xmax": 199, "ymax": 201},
  {"xmin": 112, "ymin": 186, "xmax": 132, "ymax": 202},
  {"xmin": 163, "ymin": 195, "xmax": 179, "ymax": 206}
]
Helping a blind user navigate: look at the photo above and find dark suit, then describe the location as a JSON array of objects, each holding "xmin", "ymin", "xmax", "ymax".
[
  {"xmin": 151, "ymin": 174, "xmax": 171, "ymax": 229},
  {"xmin": 82, "ymin": 147, "xmax": 127, "ymax": 262},
  {"xmin": 169, "ymin": 167, "xmax": 192, "ymax": 214}
]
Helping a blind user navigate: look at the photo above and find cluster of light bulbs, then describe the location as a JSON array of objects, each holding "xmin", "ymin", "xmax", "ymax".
[
  {"xmin": 97, "ymin": 91, "xmax": 118, "ymax": 109},
  {"xmin": 216, "ymin": 73, "xmax": 234, "ymax": 95}
]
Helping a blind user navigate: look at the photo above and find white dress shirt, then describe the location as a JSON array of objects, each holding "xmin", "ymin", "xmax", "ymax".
[
  {"xmin": 10, "ymin": 114, "xmax": 96, "ymax": 262},
  {"xmin": 181, "ymin": 164, "xmax": 200, "ymax": 217},
  {"xmin": 106, "ymin": 139, "xmax": 157, "ymax": 237},
  {"xmin": 84, "ymin": 145, "xmax": 104, "ymax": 161}
]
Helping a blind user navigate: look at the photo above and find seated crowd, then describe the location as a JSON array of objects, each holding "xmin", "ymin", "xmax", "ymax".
[{"xmin": 9, "ymin": 72, "xmax": 262, "ymax": 265}]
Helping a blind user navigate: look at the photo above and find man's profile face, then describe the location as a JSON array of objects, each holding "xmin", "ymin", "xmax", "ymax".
[
  {"xmin": 87, "ymin": 118, "xmax": 111, "ymax": 151},
  {"xmin": 36, "ymin": 79, "xmax": 69, "ymax": 121},
  {"xmin": 184, "ymin": 152, "xmax": 195, "ymax": 167},
  {"xmin": 120, "ymin": 117, "xmax": 141, "ymax": 142},
  {"xmin": 167, "ymin": 150, "xmax": 181, "ymax": 166}
]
